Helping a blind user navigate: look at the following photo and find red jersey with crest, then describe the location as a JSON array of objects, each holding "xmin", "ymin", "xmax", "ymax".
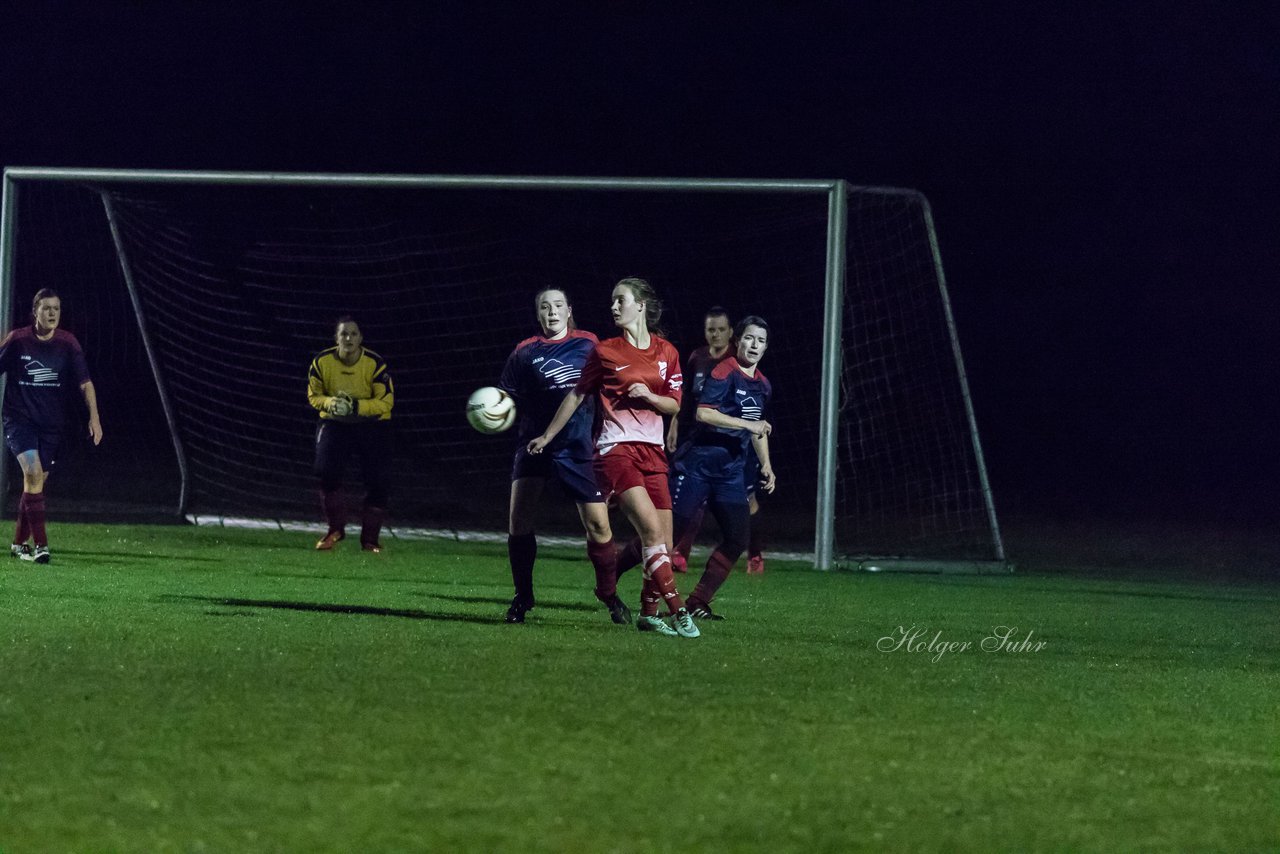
[{"xmin": 575, "ymin": 335, "xmax": 683, "ymax": 451}]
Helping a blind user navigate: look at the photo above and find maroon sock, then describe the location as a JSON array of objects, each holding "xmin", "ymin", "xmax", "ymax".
[
  {"xmin": 360, "ymin": 505, "xmax": 385, "ymax": 547},
  {"xmin": 14, "ymin": 492, "xmax": 31, "ymax": 545},
  {"xmin": 688, "ymin": 548, "xmax": 735, "ymax": 611},
  {"xmin": 320, "ymin": 489, "xmax": 346, "ymax": 535},
  {"xmin": 26, "ymin": 492, "xmax": 47, "ymax": 548},
  {"xmin": 643, "ymin": 545, "xmax": 684, "ymax": 613},
  {"xmin": 587, "ymin": 538, "xmax": 618, "ymax": 600},
  {"xmin": 508, "ymin": 533, "xmax": 537, "ymax": 603},
  {"xmin": 615, "ymin": 536, "xmax": 643, "ymax": 579}
]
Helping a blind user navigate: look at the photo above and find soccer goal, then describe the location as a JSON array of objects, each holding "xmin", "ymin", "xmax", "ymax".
[{"xmin": 0, "ymin": 168, "xmax": 1005, "ymax": 570}]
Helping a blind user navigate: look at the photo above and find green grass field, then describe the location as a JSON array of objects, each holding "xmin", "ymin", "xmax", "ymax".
[{"xmin": 2, "ymin": 523, "xmax": 1277, "ymax": 852}]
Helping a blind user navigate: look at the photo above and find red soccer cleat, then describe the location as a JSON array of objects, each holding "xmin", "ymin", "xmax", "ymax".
[
  {"xmin": 315, "ymin": 531, "xmax": 345, "ymax": 551},
  {"xmin": 746, "ymin": 554, "xmax": 765, "ymax": 574}
]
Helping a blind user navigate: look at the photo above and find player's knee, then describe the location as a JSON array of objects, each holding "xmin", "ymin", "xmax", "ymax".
[
  {"xmin": 719, "ymin": 524, "xmax": 748, "ymax": 560},
  {"xmin": 713, "ymin": 503, "xmax": 750, "ymax": 557},
  {"xmin": 627, "ymin": 509, "xmax": 663, "ymax": 545},
  {"xmin": 719, "ymin": 537, "xmax": 747, "ymax": 562},
  {"xmin": 583, "ymin": 507, "xmax": 611, "ymax": 540},
  {"xmin": 583, "ymin": 515, "xmax": 610, "ymax": 541}
]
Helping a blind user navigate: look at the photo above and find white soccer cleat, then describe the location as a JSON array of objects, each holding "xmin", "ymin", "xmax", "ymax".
[
  {"xmin": 672, "ymin": 607, "xmax": 700, "ymax": 638},
  {"xmin": 637, "ymin": 614, "xmax": 678, "ymax": 636},
  {"xmin": 10, "ymin": 543, "xmax": 31, "ymax": 559},
  {"xmin": 20, "ymin": 545, "xmax": 50, "ymax": 565}
]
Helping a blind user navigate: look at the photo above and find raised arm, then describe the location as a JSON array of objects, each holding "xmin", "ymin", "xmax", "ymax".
[
  {"xmin": 627, "ymin": 383, "xmax": 679, "ymax": 416},
  {"xmin": 354, "ymin": 363, "xmax": 394, "ymax": 418},
  {"xmin": 695, "ymin": 406, "xmax": 771, "ymax": 438}
]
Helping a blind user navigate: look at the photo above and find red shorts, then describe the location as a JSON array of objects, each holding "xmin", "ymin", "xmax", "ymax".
[{"xmin": 594, "ymin": 442, "xmax": 671, "ymax": 510}]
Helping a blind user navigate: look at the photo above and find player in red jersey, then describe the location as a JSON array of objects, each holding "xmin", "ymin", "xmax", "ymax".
[
  {"xmin": 0, "ymin": 289, "xmax": 103, "ymax": 564},
  {"xmin": 498, "ymin": 288, "xmax": 628, "ymax": 626},
  {"xmin": 528, "ymin": 277, "xmax": 699, "ymax": 638}
]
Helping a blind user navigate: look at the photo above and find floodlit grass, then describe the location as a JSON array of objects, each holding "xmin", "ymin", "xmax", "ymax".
[{"xmin": 1, "ymin": 523, "xmax": 1277, "ymax": 852}]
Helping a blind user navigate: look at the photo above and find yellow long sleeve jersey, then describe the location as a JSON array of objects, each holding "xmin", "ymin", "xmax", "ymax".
[{"xmin": 307, "ymin": 347, "xmax": 394, "ymax": 421}]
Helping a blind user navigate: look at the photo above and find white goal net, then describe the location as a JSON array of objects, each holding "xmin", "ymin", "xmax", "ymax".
[{"xmin": 1, "ymin": 170, "xmax": 1003, "ymax": 567}]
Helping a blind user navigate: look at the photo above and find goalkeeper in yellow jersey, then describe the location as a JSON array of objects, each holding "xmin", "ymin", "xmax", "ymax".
[{"xmin": 307, "ymin": 316, "xmax": 394, "ymax": 552}]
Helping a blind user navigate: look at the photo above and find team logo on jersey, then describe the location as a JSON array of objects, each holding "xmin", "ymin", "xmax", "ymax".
[
  {"xmin": 23, "ymin": 360, "xmax": 58, "ymax": 386},
  {"xmin": 539, "ymin": 358, "xmax": 581, "ymax": 387},
  {"xmin": 658, "ymin": 361, "xmax": 667, "ymax": 380},
  {"xmin": 740, "ymin": 395, "xmax": 763, "ymax": 420}
]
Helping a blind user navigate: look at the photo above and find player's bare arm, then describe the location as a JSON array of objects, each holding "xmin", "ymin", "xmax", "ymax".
[
  {"xmin": 80, "ymin": 380, "xmax": 103, "ymax": 445},
  {"xmin": 528, "ymin": 389, "xmax": 586, "ymax": 454},
  {"xmin": 665, "ymin": 418, "xmax": 679, "ymax": 453},
  {"xmin": 626, "ymin": 383, "xmax": 679, "ymax": 415},
  {"xmin": 751, "ymin": 432, "xmax": 776, "ymax": 494},
  {"xmin": 696, "ymin": 407, "xmax": 771, "ymax": 437}
]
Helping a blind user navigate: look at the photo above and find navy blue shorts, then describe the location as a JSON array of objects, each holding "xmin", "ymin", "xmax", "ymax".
[
  {"xmin": 4, "ymin": 421, "xmax": 63, "ymax": 470},
  {"xmin": 512, "ymin": 446, "xmax": 605, "ymax": 504},
  {"xmin": 670, "ymin": 446, "xmax": 748, "ymax": 521}
]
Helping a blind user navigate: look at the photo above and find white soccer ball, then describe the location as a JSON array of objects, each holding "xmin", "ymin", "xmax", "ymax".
[{"xmin": 466, "ymin": 386, "xmax": 516, "ymax": 434}]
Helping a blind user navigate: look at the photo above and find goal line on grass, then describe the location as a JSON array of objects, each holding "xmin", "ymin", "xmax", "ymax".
[
  {"xmin": 186, "ymin": 513, "xmax": 814, "ymax": 563},
  {"xmin": 184, "ymin": 514, "xmax": 1009, "ymax": 573}
]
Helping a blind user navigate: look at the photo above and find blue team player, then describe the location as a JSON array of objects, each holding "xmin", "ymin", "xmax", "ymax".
[
  {"xmin": 498, "ymin": 288, "xmax": 629, "ymax": 626},
  {"xmin": 0, "ymin": 288, "xmax": 104, "ymax": 565},
  {"xmin": 670, "ymin": 315, "xmax": 776, "ymax": 620}
]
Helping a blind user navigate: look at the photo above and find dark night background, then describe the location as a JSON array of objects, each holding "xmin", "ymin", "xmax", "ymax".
[{"xmin": 2, "ymin": 2, "xmax": 1278, "ymax": 550}]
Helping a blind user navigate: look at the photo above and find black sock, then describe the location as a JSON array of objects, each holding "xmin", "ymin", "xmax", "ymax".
[{"xmin": 508, "ymin": 533, "xmax": 537, "ymax": 603}]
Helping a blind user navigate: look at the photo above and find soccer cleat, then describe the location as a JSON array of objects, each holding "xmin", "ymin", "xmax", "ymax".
[
  {"xmin": 505, "ymin": 597, "xmax": 534, "ymax": 624},
  {"xmin": 636, "ymin": 614, "xmax": 678, "ymax": 636},
  {"xmin": 602, "ymin": 594, "xmax": 632, "ymax": 625},
  {"xmin": 21, "ymin": 545, "xmax": 50, "ymax": 565},
  {"xmin": 315, "ymin": 530, "xmax": 345, "ymax": 551},
  {"xmin": 688, "ymin": 602, "xmax": 725, "ymax": 621},
  {"xmin": 672, "ymin": 607, "xmax": 700, "ymax": 638},
  {"xmin": 746, "ymin": 554, "xmax": 766, "ymax": 574},
  {"xmin": 671, "ymin": 552, "xmax": 688, "ymax": 573},
  {"xmin": 10, "ymin": 543, "xmax": 31, "ymax": 559},
  {"xmin": 361, "ymin": 542, "xmax": 383, "ymax": 553}
]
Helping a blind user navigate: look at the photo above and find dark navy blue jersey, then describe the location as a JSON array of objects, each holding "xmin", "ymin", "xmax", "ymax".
[
  {"xmin": 684, "ymin": 357, "xmax": 772, "ymax": 468},
  {"xmin": 675, "ymin": 345, "xmax": 732, "ymax": 435},
  {"xmin": 0, "ymin": 326, "xmax": 91, "ymax": 431},
  {"xmin": 499, "ymin": 329, "xmax": 598, "ymax": 455}
]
